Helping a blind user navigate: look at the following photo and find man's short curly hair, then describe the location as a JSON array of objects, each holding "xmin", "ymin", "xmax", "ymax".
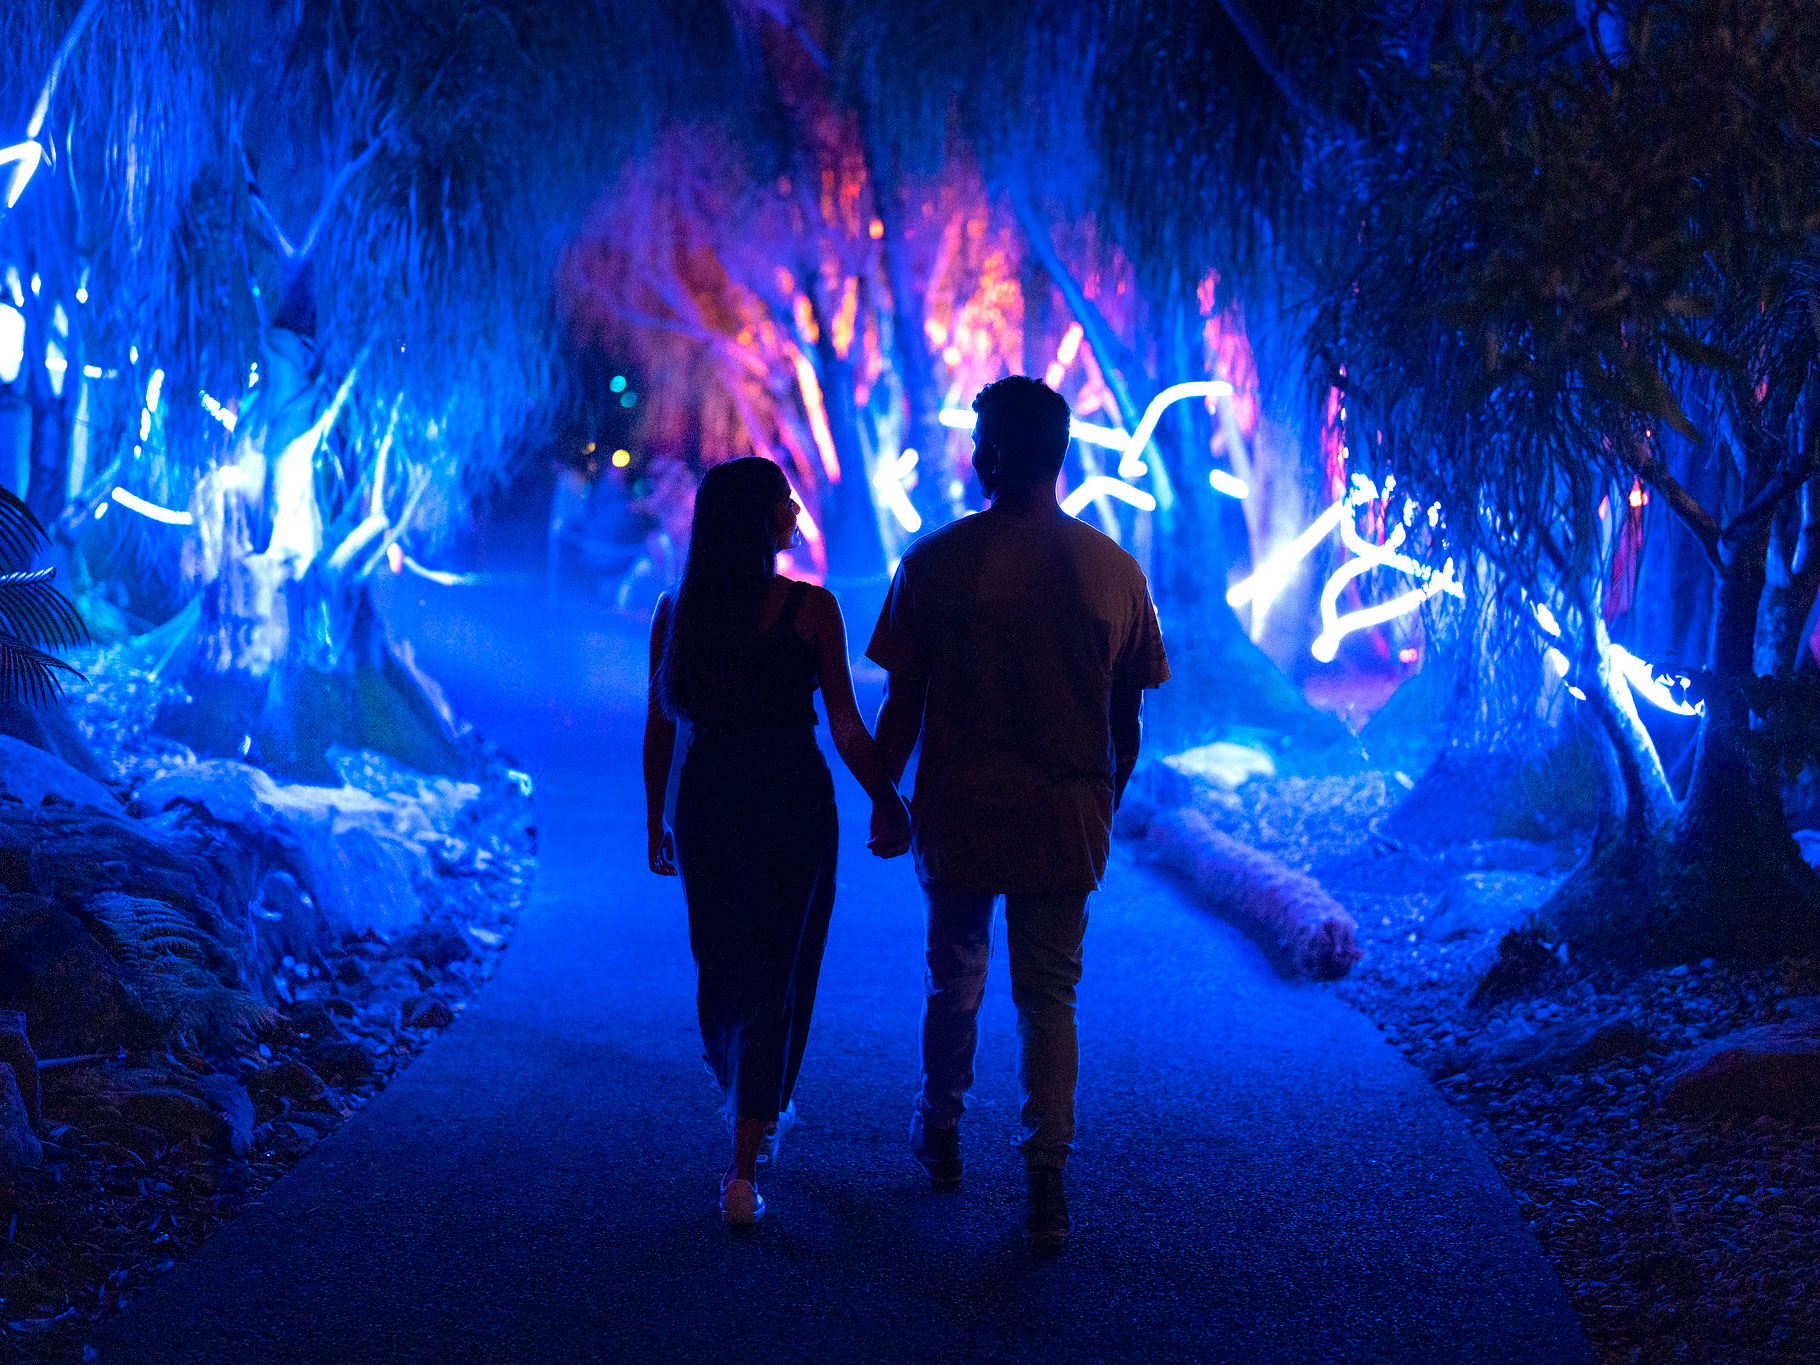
[{"xmin": 972, "ymin": 376, "xmax": 1072, "ymax": 491}]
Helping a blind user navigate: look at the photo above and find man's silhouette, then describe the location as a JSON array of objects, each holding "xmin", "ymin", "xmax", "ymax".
[{"xmin": 869, "ymin": 376, "xmax": 1170, "ymax": 1251}]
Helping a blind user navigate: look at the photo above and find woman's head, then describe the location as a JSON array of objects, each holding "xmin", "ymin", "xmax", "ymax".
[
  {"xmin": 656, "ymin": 457, "xmax": 798, "ymax": 722},
  {"xmin": 689, "ymin": 457, "xmax": 797, "ymax": 567}
]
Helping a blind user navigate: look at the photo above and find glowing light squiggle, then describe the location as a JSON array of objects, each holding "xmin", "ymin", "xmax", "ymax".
[
  {"xmin": 938, "ymin": 379, "xmax": 1242, "ymax": 491},
  {"xmin": 873, "ymin": 449, "xmax": 922, "ymax": 534},
  {"xmin": 0, "ymin": 142, "xmax": 43, "ymax": 209},
  {"xmin": 1061, "ymin": 476, "xmax": 1157, "ymax": 516},
  {"xmin": 200, "ymin": 391, "xmax": 237, "ymax": 432},
  {"xmin": 111, "ymin": 487, "xmax": 192, "ymax": 526}
]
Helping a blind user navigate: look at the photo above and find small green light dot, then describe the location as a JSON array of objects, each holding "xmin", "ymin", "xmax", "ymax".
[
  {"xmin": 609, "ymin": 375, "xmax": 627, "ymax": 393},
  {"xmin": 620, "ymin": 392, "xmax": 637, "ymax": 408}
]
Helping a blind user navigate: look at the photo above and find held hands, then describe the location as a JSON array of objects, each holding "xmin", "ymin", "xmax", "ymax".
[
  {"xmin": 867, "ymin": 789, "xmax": 913, "ymax": 859},
  {"xmin": 647, "ymin": 822, "xmax": 677, "ymax": 876}
]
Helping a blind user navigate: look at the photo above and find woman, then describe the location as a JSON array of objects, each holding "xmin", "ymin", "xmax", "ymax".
[{"xmin": 643, "ymin": 457, "xmax": 911, "ymax": 1226}]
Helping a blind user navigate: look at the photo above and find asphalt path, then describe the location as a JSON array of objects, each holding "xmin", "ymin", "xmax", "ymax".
[{"xmin": 100, "ymin": 575, "xmax": 1592, "ymax": 1364}]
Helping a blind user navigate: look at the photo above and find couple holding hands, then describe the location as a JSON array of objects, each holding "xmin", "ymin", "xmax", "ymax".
[{"xmin": 642, "ymin": 377, "xmax": 1169, "ymax": 1250}]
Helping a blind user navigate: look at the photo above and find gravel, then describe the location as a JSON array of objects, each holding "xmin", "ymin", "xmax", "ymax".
[{"xmin": 1175, "ymin": 768, "xmax": 1820, "ymax": 1365}]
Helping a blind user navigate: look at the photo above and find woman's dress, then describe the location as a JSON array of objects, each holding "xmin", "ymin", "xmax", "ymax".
[{"xmin": 671, "ymin": 581, "xmax": 837, "ymax": 1121}]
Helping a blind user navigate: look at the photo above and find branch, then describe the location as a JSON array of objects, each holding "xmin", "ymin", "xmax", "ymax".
[
  {"xmin": 26, "ymin": 0, "xmax": 106, "ymax": 141},
  {"xmin": 241, "ymin": 143, "xmax": 298, "ymax": 263},
  {"xmin": 1720, "ymin": 420, "xmax": 1820, "ymax": 553},
  {"xmin": 1615, "ymin": 430, "xmax": 1723, "ymax": 572},
  {"xmin": 294, "ymin": 128, "xmax": 389, "ymax": 265}
]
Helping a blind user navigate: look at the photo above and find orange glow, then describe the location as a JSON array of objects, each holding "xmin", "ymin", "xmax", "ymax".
[
  {"xmin": 793, "ymin": 294, "xmax": 820, "ymax": 345},
  {"xmin": 831, "ymin": 277, "xmax": 859, "ymax": 359},
  {"xmin": 1056, "ymin": 323, "xmax": 1084, "ymax": 366},
  {"xmin": 1628, "ymin": 482, "xmax": 1648, "ymax": 509},
  {"xmin": 791, "ymin": 349, "xmax": 842, "ymax": 482},
  {"xmin": 868, "ymin": 218, "xmax": 884, "ymax": 239}
]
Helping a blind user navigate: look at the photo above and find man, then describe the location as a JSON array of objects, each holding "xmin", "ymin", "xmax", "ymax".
[{"xmin": 868, "ymin": 376, "xmax": 1170, "ymax": 1252}]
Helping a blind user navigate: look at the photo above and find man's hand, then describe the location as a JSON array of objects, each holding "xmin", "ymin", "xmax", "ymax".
[
  {"xmin": 648, "ymin": 823, "xmax": 677, "ymax": 876},
  {"xmin": 867, "ymin": 790, "xmax": 913, "ymax": 858}
]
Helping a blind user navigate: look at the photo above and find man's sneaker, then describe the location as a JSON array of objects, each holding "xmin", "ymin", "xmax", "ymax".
[
  {"xmin": 758, "ymin": 1102, "xmax": 796, "ymax": 1167},
  {"xmin": 909, "ymin": 1112, "xmax": 963, "ymax": 1190},
  {"xmin": 720, "ymin": 1177, "xmax": 766, "ymax": 1226},
  {"xmin": 1023, "ymin": 1169, "xmax": 1070, "ymax": 1252}
]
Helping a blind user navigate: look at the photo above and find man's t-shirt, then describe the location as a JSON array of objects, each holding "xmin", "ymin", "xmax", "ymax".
[{"xmin": 866, "ymin": 509, "xmax": 1170, "ymax": 894}]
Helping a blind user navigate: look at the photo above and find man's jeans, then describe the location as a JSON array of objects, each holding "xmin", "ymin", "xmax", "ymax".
[{"xmin": 915, "ymin": 884, "xmax": 1090, "ymax": 1171}]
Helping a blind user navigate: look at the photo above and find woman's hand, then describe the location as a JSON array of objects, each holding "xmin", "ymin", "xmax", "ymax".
[
  {"xmin": 648, "ymin": 823, "xmax": 677, "ymax": 876},
  {"xmin": 867, "ymin": 791, "xmax": 912, "ymax": 859}
]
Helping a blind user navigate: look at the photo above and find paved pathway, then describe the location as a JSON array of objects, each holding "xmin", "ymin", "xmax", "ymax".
[{"xmin": 101, "ymin": 578, "xmax": 1592, "ymax": 1364}]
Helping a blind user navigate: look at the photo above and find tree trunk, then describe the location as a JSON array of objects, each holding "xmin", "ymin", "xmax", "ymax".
[
  {"xmin": 812, "ymin": 308, "xmax": 888, "ymax": 594},
  {"xmin": 1759, "ymin": 478, "xmax": 1820, "ymax": 674},
  {"xmin": 863, "ymin": 133, "xmax": 947, "ymax": 526},
  {"xmin": 1665, "ymin": 521, "xmax": 1820, "ymax": 961}
]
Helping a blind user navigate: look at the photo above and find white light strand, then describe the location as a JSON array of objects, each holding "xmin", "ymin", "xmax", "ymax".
[
  {"xmin": 1061, "ymin": 475, "xmax": 1157, "ymax": 516},
  {"xmin": 110, "ymin": 487, "xmax": 191, "ymax": 525},
  {"xmin": 872, "ymin": 448, "xmax": 922, "ymax": 534},
  {"xmin": 0, "ymin": 142, "xmax": 43, "ymax": 209}
]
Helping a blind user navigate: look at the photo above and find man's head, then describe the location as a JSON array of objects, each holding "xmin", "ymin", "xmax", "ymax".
[{"xmin": 971, "ymin": 376, "xmax": 1071, "ymax": 501}]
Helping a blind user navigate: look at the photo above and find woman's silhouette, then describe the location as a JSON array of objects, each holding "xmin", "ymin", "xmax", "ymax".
[{"xmin": 643, "ymin": 457, "xmax": 910, "ymax": 1226}]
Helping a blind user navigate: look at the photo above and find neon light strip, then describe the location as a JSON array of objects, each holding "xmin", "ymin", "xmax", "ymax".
[
  {"xmin": 791, "ymin": 351, "xmax": 842, "ymax": 483},
  {"xmin": 1311, "ymin": 571, "xmax": 1456, "ymax": 662},
  {"xmin": 1209, "ymin": 470, "xmax": 1248, "ymax": 499},
  {"xmin": 200, "ymin": 391, "xmax": 238, "ymax": 432},
  {"xmin": 1, "ymin": 142, "xmax": 44, "ymax": 209},
  {"xmin": 939, "ymin": 380, "xmax": 1236, "ymax": 470},
  {"xmin": 1061, "ymin": 476, "xmax": 1157, "ymax": 516},
  {"xmin": 111, "ymin": 487, "xmax": 192, "ymax": 525},
  {"xmin": 873, "ymin": 449, "xmax": 923, "ymax": 534},
  {"xmin": 1227, "ymin": 499, "xmax": 1352, "ymax": 608}
]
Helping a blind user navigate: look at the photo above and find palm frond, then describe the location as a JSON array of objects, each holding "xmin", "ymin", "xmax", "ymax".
[
  {"xmin": 0, "ymin": 487, "xmax": 49, "ymax": 571},
  {"xmin": 0, "ymin": 629, "xmax": 86, "ymax": 707},
  {"xmin": 0, "ymin": 569, "xmax": 90, "ymax": 648}
]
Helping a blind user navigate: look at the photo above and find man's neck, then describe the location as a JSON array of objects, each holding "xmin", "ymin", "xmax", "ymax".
[{"xmin": 989, "ymin": 484, "xmax": 1064, "ymax": 522}]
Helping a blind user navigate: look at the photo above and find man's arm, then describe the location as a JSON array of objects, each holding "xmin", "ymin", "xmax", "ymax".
[
  {"xmin": 1110, "ymin": 678, "xmax": 1143, "ymax": 810},
  {"xmin": 874, "ymin": 669, "xmax": 929, "ymax": 787}
]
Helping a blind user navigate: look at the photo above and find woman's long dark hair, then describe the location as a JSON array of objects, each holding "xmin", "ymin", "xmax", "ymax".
[{"xmin": 656, "ymin": 457, "xmax": 790, "ymax": 724}]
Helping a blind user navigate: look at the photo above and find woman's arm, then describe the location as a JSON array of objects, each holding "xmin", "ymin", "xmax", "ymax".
[
  {"xmin": 643, "ymin": 594, "xmax": 678, "ymax": 875},
  {"xmin": 806, "ymin": 587, "xmax": 911, "ymax": 857}
]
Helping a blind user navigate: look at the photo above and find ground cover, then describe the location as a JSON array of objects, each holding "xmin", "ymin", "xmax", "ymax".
[
  {"xmin": 1128, "ymin": 762, "xmax": 1820, "ymax": 1365},
  {"xmin": 0, "ymin": 653, "xmax": 533, "ymax": 1364}
]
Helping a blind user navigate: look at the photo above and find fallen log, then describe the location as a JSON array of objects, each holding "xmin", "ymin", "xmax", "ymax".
[{"xmin": 1132, "ymin": 804, "xmax": 1363, "ymax": 981}]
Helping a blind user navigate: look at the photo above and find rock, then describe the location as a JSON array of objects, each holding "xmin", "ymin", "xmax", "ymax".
[
  {"xmin": 248, "ymin": 1059, "xmax": 333, "ymax": 1111},
  {"xmin": 1476, "ymin": 1017, "xmax": 1651, "ymax": 1078},
  {"xmin": 1662, "ymin": 1007, "xmax": 1820, "ymax": 1121},
  {"xmin": 283, "ymin": 998, "xmax": 346, "ymax": 1041},
  {"xmin": 196, "ymin": 1073, "xmax": 255, "ymax": 1156},
  {"xmin": 1426, "ymin": 871, "xmax": 1561, "ymax": 941},
  {"xmin": 0, "ymin": 735, "xmax": 118, "ymax": 811},
  {"xmin": 0, "ymin": 893, "xmax": 134, "ymax": 1056},
  {"xmin": 1470, "ymin": 922, "xmax": 1564, "ymax": 1006},
  {"xmin": 137, "ymin": 760, "xmax": 428, "ymax": 937},
  {"xmin": 115, "ymin": 1084, "xmax": 228, "ymax": 1146},
  {"xmin": 403, "ymin": 995, "xmax": 454, "ymax": 1029},
  {"xmin": 394, "ymin": 922, "xmax": 469, "ymax": 970},
  {"xmin": 309, "ymin": 1039, "xmax": 377, "ymax": 1086},
  {"xmin": 0, "ymin": 1064, "xmax": 42, "ymax": 1174},
  {"xmin": 1162, "ymin": 742, "xmax": 1278, "ymax": 792},
  {"xmin": 0, "ymin": 1009, "xmax": 40, "ymax": 1128}
]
